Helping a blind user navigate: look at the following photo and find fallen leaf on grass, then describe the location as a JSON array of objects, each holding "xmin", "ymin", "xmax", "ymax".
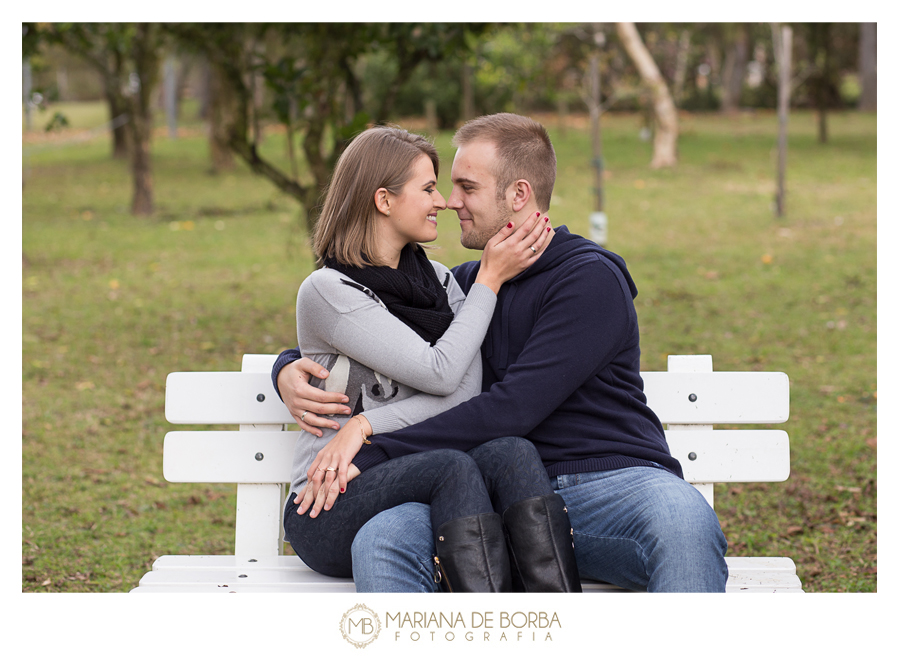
[{"xmin": 66, "ymin": 572, "xmax": 92, "ymax": 582}]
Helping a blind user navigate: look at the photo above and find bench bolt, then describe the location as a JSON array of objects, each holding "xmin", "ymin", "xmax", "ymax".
[
  {"xmin": 688, "ymin": 393, "xmax": 697, "ymax": 402},
  {"xmin": 688, "ymin": 452, "xmax": 697, "ymax": 461},
  {"xmin": 256, "ymin": 393, "xmax": 265, "ymax": 402},
  {"xmin": 255, "ymin": 452, "xmax": 264, "ymax": 461}
]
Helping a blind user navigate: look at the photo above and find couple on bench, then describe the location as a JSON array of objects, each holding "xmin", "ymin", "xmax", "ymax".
[{"xmin": 271, "ymin": 113, "xmax": 727, "ymax": 593}]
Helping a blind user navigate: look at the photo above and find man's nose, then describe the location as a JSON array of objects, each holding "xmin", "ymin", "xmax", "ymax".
[{"xmin": 447, "ymin": 187, "xmax": 463, "ymax": 209}]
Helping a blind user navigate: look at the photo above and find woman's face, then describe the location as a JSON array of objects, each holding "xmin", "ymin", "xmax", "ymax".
[{"xmin": 384, "ymin": 155, "xmax": 447, "ymax": 245}]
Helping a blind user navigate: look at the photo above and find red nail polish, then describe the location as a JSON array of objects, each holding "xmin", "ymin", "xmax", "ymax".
[
  {"xmin": 340, "ymin": 488, "xmax": 345, "ymax": 493},
  {"xmin": 507, "ymin": 222, "xmax": 513, "ymax": 228},
  {"xmin": 546, "ymin": 226, "xmax": 551, "ymax": 232},
  {"xmin": 544, "ymin": 216, "xmax": 550, "ymax": 222}
]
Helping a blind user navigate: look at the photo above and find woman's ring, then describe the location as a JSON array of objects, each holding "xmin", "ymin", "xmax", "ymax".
[
  {"xmin": 325, "ymin": 467, "xmax": 337, "ymax": 472},
  {"xmin": 530, "ymin": 246, "xmax": 537, "ymax": 254},
  {"xmin": 300, "ymin": 411, "xmax": 309, "ymax": 422}
]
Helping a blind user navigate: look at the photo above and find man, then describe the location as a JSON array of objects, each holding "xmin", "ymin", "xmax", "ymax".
[{"xmin": 274, "ymin": 113, "xmax": 728, "ymax": 592}]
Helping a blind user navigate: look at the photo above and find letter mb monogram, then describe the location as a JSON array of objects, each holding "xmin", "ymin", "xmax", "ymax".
[{"xmin": 340, "ymin": 604, "xmax": 381, "ymax": 648}]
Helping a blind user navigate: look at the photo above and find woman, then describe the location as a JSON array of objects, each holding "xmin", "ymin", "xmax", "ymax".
[{"xmin": 282, "ymin": 126, "xmax": 579, "ymax": 592}]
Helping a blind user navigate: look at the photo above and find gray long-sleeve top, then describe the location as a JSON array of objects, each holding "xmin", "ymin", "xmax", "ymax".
[{"xmin": 288, "ymin": 260, "xmax": 497, "ymax": 493}]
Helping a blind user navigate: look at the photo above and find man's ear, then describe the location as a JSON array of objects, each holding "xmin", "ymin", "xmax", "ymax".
[
  {"xmin": 374, "ymin": 188, "xmax": 392, "ymax": 216},
  {"xmin": 510, "ymin": 179, "xmax": 533, "ymax": 212}
]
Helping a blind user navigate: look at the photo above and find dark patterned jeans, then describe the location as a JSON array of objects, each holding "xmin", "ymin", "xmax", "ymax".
[{"xmin": 284, "ymin": 436, "xmax": 551, "ymax": 578}]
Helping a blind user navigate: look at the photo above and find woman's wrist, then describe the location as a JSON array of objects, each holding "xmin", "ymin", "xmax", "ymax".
[
  {"xmin": 474, "ymin": 270, "xmax": 502, "ymax": 294},
  {"xmin": 355, "ymin": 415, "xmax": 373, "ymax": 444}
]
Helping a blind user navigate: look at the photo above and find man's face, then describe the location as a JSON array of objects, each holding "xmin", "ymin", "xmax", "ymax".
[{"xmin": 447, "ymin": 140, "xmax": 512, "ymax": 250}]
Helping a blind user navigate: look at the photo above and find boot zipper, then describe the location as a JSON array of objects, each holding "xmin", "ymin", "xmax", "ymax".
[{"xmin": 433, "ymin": 556, "xmax": 453, "ymax": 592}]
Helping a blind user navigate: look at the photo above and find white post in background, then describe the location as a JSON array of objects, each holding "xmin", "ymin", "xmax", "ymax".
[
  {"xmin": 772, "ymin": 24, "xmax": 792, "ymax": 218},
  {"xmin": 164, "ymin": 56, "xmax": 178, "ymax": 140},
  {"xmin": 588, "ymin": 26, "xmax": 608, "ymax": 248},
  {"xmin": 23, "ymin": 58, "xmax": 33, "ymax": 132}
]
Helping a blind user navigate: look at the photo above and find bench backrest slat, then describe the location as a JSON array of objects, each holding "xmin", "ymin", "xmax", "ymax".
[
  {"xmin": 165, "ymin": 371, "xmax": 789, "ymax": 426},
  {"xmin": 642, "ymin": 371, "xmax": 789, "ymax": 424},
  {"xmin": 163, "ymin": 431, "xmax": 296, "ymax": 483},
  {"xmin": 162, "ymin": 429, "xmax": 788, "ymax": 485},
  {"xmin": 165, "ymin": 372, "xmax": 293, "ymax": 425},
  {"xmin": 666, "ymin": 430, "xmax": 789, "ymax": 482}
]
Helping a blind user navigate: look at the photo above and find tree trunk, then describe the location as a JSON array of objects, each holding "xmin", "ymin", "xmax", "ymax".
[
  {"xmin": 129, "ymin": 110, "xmax": 154, "ymax": 215},
  {"xmin": 101, "ymin": 51, "xmax": 129, "ymax": 160},
  {"xmin": 197, "ymin": 57, "xmax": 211, "ymax": 120},
  {"xmin": 461, "ymin": 61, "xmax": 475, "ymax": 122},
  {"xmin": 616, "ymin": 22, "xmax": 678, "ymax": 168},
  {"xmin": 128, "ymin": 24, "xmax": 161, "ymax": 216},
  {"xmin": 858, "ymin": 22, "xmax": 876, "ymax": 111},
  {"xmin": 107, "ymin": 92, "xmax": 130, "ymax": 159},
  {"xmin": 720, "ymin": 24, "xmax": 749, "ymax": 113},
  {"xmin": 672, "ymin": 29, "xmax": 691, "ymax": 107},
  {"xmin": 208, "ymin": 61, "xmax": 236, "ymax": 173},
  {"xmin": 805, "ymin": 23, "xmax": 833, "ymax": 144}
]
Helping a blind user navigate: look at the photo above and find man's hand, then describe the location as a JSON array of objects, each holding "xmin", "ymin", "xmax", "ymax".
[{"xmin": 277, "ymin": 357, "xmax": 352, "ymax": 436}]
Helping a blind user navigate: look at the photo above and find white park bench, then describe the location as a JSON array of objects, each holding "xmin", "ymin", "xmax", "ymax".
[{"xmin": 130, "ymin": 354, "xmax": 803, "ymax": 593}]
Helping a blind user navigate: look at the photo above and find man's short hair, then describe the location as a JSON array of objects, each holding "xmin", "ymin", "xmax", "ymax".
[{"xmin": 452, "ymin": 113, "xmax": 556, "ymax": 211}]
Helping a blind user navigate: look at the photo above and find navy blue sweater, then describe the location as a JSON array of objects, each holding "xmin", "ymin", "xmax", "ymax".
[{"xmin": 350, "ymin": 226, "xmax": 682, "ymax": 479}]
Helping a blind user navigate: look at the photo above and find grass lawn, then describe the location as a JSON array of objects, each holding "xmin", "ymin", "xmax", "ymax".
[{"xmin": 22, "ymin": 102, "xmax": 876, "ymax": 593}]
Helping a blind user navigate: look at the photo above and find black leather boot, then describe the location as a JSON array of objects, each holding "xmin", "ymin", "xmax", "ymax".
[
  {"xmin": 433, "ymin": 512, "xmax": 512, "ymax": 592},
  {"xmin": 502, "ymin": 493, "xmax": 582, "ymax": 592}
]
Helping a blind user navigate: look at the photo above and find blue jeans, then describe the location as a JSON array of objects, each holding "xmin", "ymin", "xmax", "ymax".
[{"xmin": 352, "ymin": 465, "xmax": 728, "ymax": 592}]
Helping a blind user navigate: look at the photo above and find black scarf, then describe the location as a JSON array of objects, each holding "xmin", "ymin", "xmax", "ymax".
[{"xmin": 324, "ymin": 245, "xmax": 454, "ymax": 345}]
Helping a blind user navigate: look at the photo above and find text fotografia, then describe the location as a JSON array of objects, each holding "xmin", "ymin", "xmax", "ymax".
[{"xmin": 386, "ymin": 611, "xmax": 561, "ymax": 642}]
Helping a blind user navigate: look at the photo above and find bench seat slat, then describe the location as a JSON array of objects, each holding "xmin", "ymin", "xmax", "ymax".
[
  {"xmin": 138, "ymin": 566, "xmax": 354, "ymax": 588},
  {"xmin": 642, "ymin": 371, "xmax": 789, "ymax": 424},
  {"xmin": 130, "ymin": 583, "xmax": 354, "ymax": 593},
  {"xmin": 163, "ymin": 429, "xmax": 790, "ymax": 485},
  {"xmin": 146, "ymin": 554, "xmax": 798, "ymax": 576},
  {"xmin": 132, "ymin": 555, "xmax": 800, "ymax": 593}
]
